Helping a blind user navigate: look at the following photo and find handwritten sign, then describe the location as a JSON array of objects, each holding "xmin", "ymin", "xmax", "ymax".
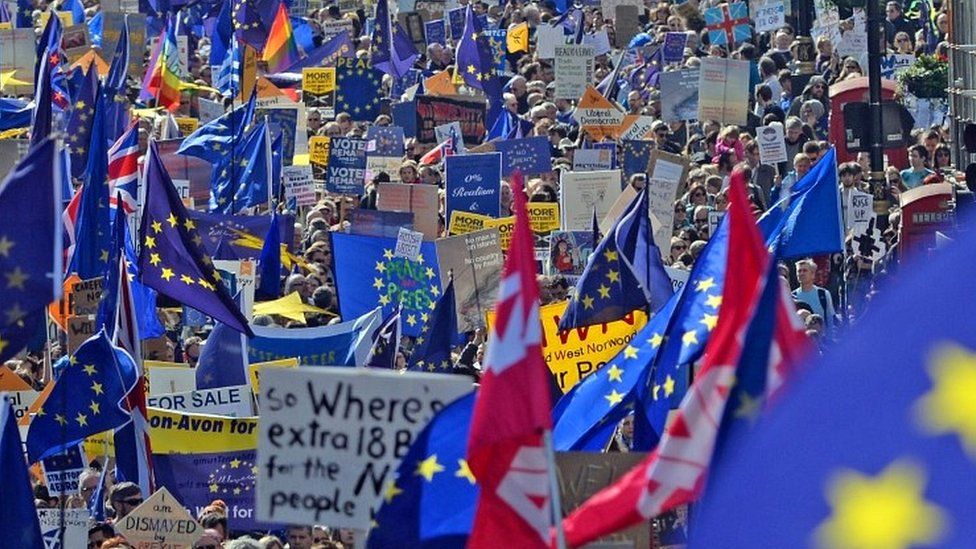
[
  {"xmin": 115, "ymin": 487, "xmax": 202, "ymax": 549},
  {"xmin": 394, "ymin": 227, "xmax": 424, "ymax": 261},
  {"xmin": 282, "ymin": 165, "xmax": 317, "ymax": 206}
]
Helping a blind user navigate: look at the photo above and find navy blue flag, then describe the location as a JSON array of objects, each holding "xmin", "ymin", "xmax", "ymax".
[
  {"xmin": 367, "ymin": 304, "xmax": 402, "ymax": 369},
  {"xmin": 560, "ymin": 188, "xmax": 673, "ymax": 330},
  {"xmin": 0, "ymin": 138, "xmax": 62, "ymax": 363},
  {"xmin": 487, "ymin": 110, "xmax": 533, "ymax": 142},
  {"xmin": 15, "ymin": 0, "xmax": 31, "ymax": 28},
  {"xmin": 366, "ymin": 126, "xmax": 405, "ymax": 157},
  {"xmin": 335, "ymin": 57, "xmax": 384, "ymax": 121},
  {"xmin": 176, "ymin": 92, "xmax": 256, "ymax": 163},
  {"xmin": 407, "ymin": 279, "xmax": 459, "ymax": 372},
  {"xmin": 758, "ymin": 147, "xmax": 844, "ymax": 259},
  {"xmin": 232, "ymin": 0, "xmax": 278, "ymax": 52},
  {"xmin": 257, "ymin": 212, "xmax": 281, "ymax": 299},
  {"xmin": 69, "ymin": 91, "xmax": 112, "ymax": 279},
  {"xmin": 692, "ymin": 216, "xmax": 976, "ymax": 548},
  {"xmin": 391, "ymin": 68, "xmax": 422, "ymax": 99},
  {"xmin": 621, "ymin": 140, "xmax": 653, "ymax": 179},
  {"xmin": 186, "ymin": 210, "xmax": 295, "ymax": 261},
  {"xmin": 425, "ymin": 19, "xmax": 446, "ymax": 46},
  {"xmin": 326, "ymin": 137, "xmax": 368, "ymax": 195},
  {"xmin": 26, "ymin": 331, "xmax": 138, "ymax": 463},
  {"xmin": 101, "ymin": 13, "xmax": 131, "ymax": 143},
  {"xmin": 248, "ymin": 308, "xmax": 382, "ymax": 365},
  {"xmin": 210, "ymin": 120, "xmax": 273, "ymax": 213},
  {"xmin": 371, "ymin": 0, "xmax": 418, "ymax": 79},
  {"xmin": 455, "ymin": 6, "xmax": 499, "ymax": 95},
  {"xmin": 0, "ymin": 395, "xmax": 43, "ymax": 547},
  {"xmin": 281, "ymin": 31, "xmax": 355, "ymax": 73},
  {"xmin": 445, "ymin": 153, "xmax": 501, "ymax": 222},
  {"xmin": 368, "ymin": 392, "xmax": 477, "ymax": 549},
  {"xmin": 633, "ymin": 218, "xmax": 729, "ymax": 449},
  {"xmin": 196, "ymin": 294, "xmax": 249, "ymax": 390},
  {"xmin": 494, "ymin": 135, "xmax": 550, "ymax": 176},
  {"xmin": 138, "ymin": 142, "xmax": 253, "ymax": 336},
  {"xmin": 30, "ymin": 44, "xmax": 55, "ymax": 150},
  {"xmin": 332, "ymin": 233, "xmax": 442, "ymax": 338},
  {"xmin": 95, "ymin": 195, "xmax": 129, "ymax": 337},
  {"xmin": 0, "ymin": 98, "xmax": 32, "ymax": 131},
  {"xmin": 66, "ymin": 67, "xmax": 99, "ymax": 178}
]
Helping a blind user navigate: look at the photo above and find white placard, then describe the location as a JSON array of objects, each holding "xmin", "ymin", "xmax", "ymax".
[
  {"xmin": 846, "ymin": 189, "xmax": 873, "ymax": 232},
  {"xmin": 753, "ymin": 0, "xmax": 786, "ymax": 33},
  {"xmin": 837, "ymin": 8, "xmax": 867, "ymax": 57},
  {"xmin": 394, "ymin": 227, "xmax": 424, "ymax": 260},
  {"xmin": 282, "ymin": 165, "xmax": 317, "ymax": 206},
  {"xmin": 171, "ymin": 178, "xmax": 191, "ymax": 201},
  {"xmin": 554, "ymin": 45, "xmax": 595, "ymax": 100},
  {"xmin": 213, "ymin": 259, "xmax": 256, "ymax": 320},
  {"xmin": 560, "ymin": 170, "xmax": 622, "ymax": 231},
  {"xmin": 37, "ymin": 509, "xmax": 89, "ymax": 549},
  {"xmin": 147, "ymin": 365, "xmax": 196, "ymax": 395},
  {"xmin": 535, "ymin": 25, "xmax": 565, "ymax": 59},
  {"xmin": 619, "ymin": 116, "xmax": 656, "ymax": 141},
  {"xmin": 198, "ymin": 97, "xmax": 225, "ymax": 124},
  {"xmin": 434, "ymin": 121, "xmax": 466, "ymax": 152},
  {"xmin": 708, "ymin": 210, "xmax": 725, "ymax": 237},
  {"xmin": 664, "ymin": 266, "xmax": 690, "ymax": 292},
  {"xmin": 148, "ymin": 386, "xmax": 253, "ymax": 417},
  {"xmin": 647, "ymin": 177, "xmax": 682, "ymax": 253},
  {"xmin": 572, "ymin": 148, "xmax": 615, "ymax": 172},
  {"xmin": 581, "ymin": 30, "xmax": 612, "ymax": 56},
  {"xmin": 757, "ymin": 124, "xmax": 788, "ymax": 165},
  {"xmin": 256, "ymin": 368, "xmax": 472, "ymax": 529}
]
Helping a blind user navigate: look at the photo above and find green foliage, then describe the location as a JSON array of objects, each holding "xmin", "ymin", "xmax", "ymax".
[{"xmin": 898, "ymin": 54, "xmax": 948, "ymax": 99}]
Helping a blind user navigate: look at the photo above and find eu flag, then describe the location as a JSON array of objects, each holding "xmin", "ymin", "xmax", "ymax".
[
  {"xmin": 195, "ymin": 294, "xmax": 249, "ymax": 390},
  {"xmin": 0, "ymin": 137, "xmax": 62, "ymax": 363},
  {"xmin": 282, "ymin": 31, "xmax": 355, "ymax": 73},
  {"xmin": 0, "ymin": 395, "xmax": 43, "ymax": 548},
  {"xmin": 368, "ymin": 392, "xmax": 477, "ymax": 549},
  {"xmin": 0, "ymin": 98, "xmax": 32, "ymax": 131},
  {"xmin": 232, "ymin": 0, "xmax": 278, "ymax": 52},
  {"xmin": 335, "ymin": 57, "xmax": 384, "ymax": 122},
  {"xmin": 26, "ymin": 331, "xmax": 137, "ymax": 463},
  {"xmin": 692, "ymin": 216, "xmax": 976, "ymax": 548},
  {"xmin": 621, "ymin": 140, "xmax": 653, "ymax": 179},
  {"xmin": 186, "ymin": 210, "xmax": 295, "ymax": 262},
  {"xmin": 257, "ymin": 212, "xmax": 281, "ymax": 300},
  {"xmin": 176, "ymin": 92, "xmax": 256, "ymax": 164},
  {"xmin": 759, "ymin": 147, "xmax": 844, "ymax": 259},
  {"xmin": 66, "ymin": 67, "xmax": 99, "ymax": 178},
  {"xmin": 408, "ymin": 279, "xmax": 458, "ymax": 373},
  {"xmin": 560, "ymin": 188, "xmax": 673, "ymax": 330},
  {"xmin": 209, "ymin": 120, "xmax": 272, "ymax": 213},
  {"xmin": 332, "ymin": 233, "xmax": 441, "ymax": 338},
  {"xmin": 370, "ymin": 0, "xmax": 418, "ymax": 79},
  {"xmin": 455, "ymin": 6, "xmax": 499, "ymax": 95},
  {"xmin": 138, "ymin": 142, "xmax": 253, "ymax": 336},
  {"xmin": 102, "ymin": 13, "xmax": 132, "ymax": 144},
  {"xmin": 69, "ymin": 88, "xmax": 112, "ymax": 280}
]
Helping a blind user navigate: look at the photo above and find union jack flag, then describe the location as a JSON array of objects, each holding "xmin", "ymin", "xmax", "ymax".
[
  {"xmin": 107, "ymin": 121, "xmax": 140, "ymax": 214},
  {"xmin": 418, "ymin": 137, "xmax": 457, "ymax": 166}
]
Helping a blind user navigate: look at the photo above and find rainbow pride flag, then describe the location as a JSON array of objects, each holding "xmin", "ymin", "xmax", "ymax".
[
  {"xmin": 261, "ymin": 1, "xmax": 300, "ymax": 74},
  {"xmin": 145, "ymin": 18, "xmax": 182, "ymax": 111}
]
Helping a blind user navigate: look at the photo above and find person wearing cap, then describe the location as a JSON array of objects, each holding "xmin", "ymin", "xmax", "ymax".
[{"xmin": 108, "ymin": 482, "xmax": 143, "ymax": 522}]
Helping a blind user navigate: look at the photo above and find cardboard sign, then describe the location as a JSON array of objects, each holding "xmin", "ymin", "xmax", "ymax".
[
  {"xmin": 41, "ymin": 444, "xmax": 87, "ymax": 496},
  {"xmin": 647, "ymin": 149, "xmax": 690, "ymax": 189},
  {"xmin": 648, "ymin": 177, "xmax": 683, "ymax": 253},
  {"xmin": 880, "ymin": 54, "xmax": 914, "ymax": 80},
  {"xmin": 445, "ymin": 153, "xmax": 501, "ymax": 223},
  {"xmin": 197, "ymin": 97, "xmax": 224, "ymax": 124},
  {"xmin": 256, "ymin": 368, "xmax": 472, "ymax": 529},
  {"xmin": 115, "ymin": 487, "xmax": 203, "ymax": 548},
  {"xmin": 753, "ymin": 0, "xmax": 786, "ymax": 32},
  {"xmin": 394, "ymin": 227, "xmax": 424, "ymax": 261},
  {"xmin": 560, "ymin": 170, "xmax": 621, "ymax": 231},
  {"xmin": 660, "ymin": 68, "xmax": 700, "ymax": 123},
  {"xmin": 377, "ymin": 183, "xmax": 440, "ymax": 240},
  {"xmin": 248, "ymin": 358, "xmax": 299, "ymax": 395},
  {"xmin": 348, "ymin": 210, "xmax": 415, "ymax": 238},
  {"xmin": 282, "ymin": 165, "xmax": 317, "ymax": 206},
  {"xmin": 325, "ymin": 137, "xmax": 368, "ymax": 195},
  {"xmin": 434, "ymin": 121, "xmax": 466, "ymax": 152},
  {"xmin": 534, "ymin": 25, "xmax": 565, "ymax": 59},
  {"xmin": 148, "ymin": 386, "xmax": 253, "ymax": 417},
  {"xmin": 554, "ymin": 45, "xmax": 595, "ymax": 100},
  {"xmin": 574, "ymin": 86, "xmax": 625, "ymax": 141},
  {"xmin": 435, "ymin": 229, "xmax": 503, "ymax": 332},
  {"xmin": 757, "ymin": 124, "xmax": 789, "ymax": 165},
  {"xmin": 303, "ymin": 67, "xmax": 337, "ymax": 117},
  {"xmin": 665, "ymin": 265, "xmax": 691, "ymax": 293},
  {"xmin": 37, "ymin": 509, "xmax": 89, "ymax": 549},
  {"xmin": 425, "ymin": 19, "xmax": 446, "ymax": 46},
  {"xmin": 619, "ymin": 115, "xmax": 657, "ymax": 141},
  {"xmin": 448, "ymin": 210, "xmax": 492, "ymax": 236},
  {"xmin": 67, "ymin": 316, "xmax": 95, "ymax": 354},
  {"xmin": 698, "ymin": 57, "xmax": 750, "ymax": 125},
  {"xmin": 837, "ymin": 8, "xmax": 867, "ymax": 58},
  {"xmin": 322, "ymin": 19, "xmax": 355, "ymax": 43}
]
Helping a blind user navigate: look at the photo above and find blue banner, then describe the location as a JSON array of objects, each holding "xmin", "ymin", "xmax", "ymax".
[
  {"xmin": 448, "ymin": 8, "xmax": 465, "ymax": 39},
  {"xmin": 366, "ymin": 126, "xmax": 405, "ymax": 157},
  {"xmin": 445, "ymin": 153, "xmax": 502, "ymax": 223},
  {"xmin": 495, "ymin": 136, "xmax": 551, "ymax": 176},
  {"xmin": 622, "ymin": 140, "xmax": 653, "ymax": 180},
  {"xmin": 326, "ymin": 137, "xmax": 368, "ymax": 195},
  {"xmin": 391, "ymin": 69, "xmax": 422, "ymax": 100},
  {"xmin": 186, "ymin": 211, "xmax": 296, "ymax": 260},
  {"xmin": 662, "ymin": 32, "xmax": 687, "ymax": 64},
  {"xmin": 246, "ymin": 308, "xmax": 382, "ymax": 365},
  {"xmin": 392, "ymin": 99, "xmax": 417, "ymax": 137},
  {"xmin": 425, "ymin": 19, "xmax": 445, "ymax": 46}
]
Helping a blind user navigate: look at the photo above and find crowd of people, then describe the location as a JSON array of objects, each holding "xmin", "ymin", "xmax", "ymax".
[{"xmin": 0, "ymin": 0, "xmax": 965, "ymax": 547}]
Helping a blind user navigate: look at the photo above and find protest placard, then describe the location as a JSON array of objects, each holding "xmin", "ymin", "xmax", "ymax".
[
  {"xmin": 490, "ymin": 136, "xmax": 552, "ymax": 176},
  {"xmin": 377, "ymin": 183, "xmax": 440, "ymax": 240},
  {"xmin": 146, "ymin": 361, "xmax": 197, "ymax": 395},
  {"xmin": 698, "ymin": 57, "xmax": 750, "ymax": 125},
  {"xmin": 880, "ymin": 54, "xmax": 915, "ymax": 80},
  {"xmin": 66, "ymin": 277, "xmax": 104, "ymax": 316},
  {"xmin": 282, "ymin": 165, "xmax": 317, "ymax": 206},
  {"xmin": 757, "ymin": 124, "xmax": 789, "ymax": 165},
  {"xmin": 811, "ymin": 0, "xmax": 841, "ymax": 46},
  {"xmin": 41, "ymin": 444, "xmax": 87, "ymax": 496},
  {"xmin": 425, "ymin": 19, "xmax": 446, "ymax": 46},
  {"xmin": 115, "ymin": 487, "xmax": 202, "ymax": 548},
  {"xmin": 445, "ymin": 153, "xmax": 501, "ymax": 222},
  {"xmin": 535, "ymin": 24, "xmax": 565, "ymax": 59},
  {"xmin": 197, "ymin": 97, "xmax": 224, "ymax": 124},
  {"xmin": 248, "ymin": 358, "xmax": 300, "ymax": 395},
  {"xmin": 63, "ymin": 26, "xmax": 91, "ymax": 63},
  {"xmin": 660, "ymin": 68, "xmax": 700, "ymax": 123},
  {"xmin": 561, "ymin": 170, "xmax": 622, "ymax": 231},
  {"xmin": 66, "ymin": 316, "xmax": 95, "ymax": 353},
  {"xmin": 574, "ymin": 86, "xmax": 626, "ymax": 140},
  {"xmin": 148, "ymin": 386, "xmax": 254, "ymax": 417},
  {"xmin": 435, "ymin": 229, "xmax": 503, "ymax": 332},
  {"xmin": 554, "ymin": 45, "xmax": 595, "ymax": 100},
  {"xmin": 322, "ymin": 19, "xmax": 355, "ymax": 42},
  {"xmin": 309, "ymin": 136, "xmax": 330, "ymax": 184},
  {"xmin": 614, "ymin": 4, "xmax": 642, "ymax": 47},
  {"xmin": 37, "ymin": 509, "xmax": 89, "ymax": 549},
  {"xmin": 448, "ymin": 211, "xmax": 492, "ymax": 235},
  {"xmin": 248, "ymin": 308, "xmax": 382, "ymax": 366},
  {"xmin": 582, "ymin": 29, "xmax": 612, "ymax": 56},
  {"xmin": 7, "ymin": 389, "xmax": 39, "ymax": 422},
  {"xmin": 394, "ymin": 227, "xmax": 425, "ymax": 261},
  {"xmin": 174, "ymin": 117, "xmax": 199, "ymax": 136},
  {"xmin": 753, "ymin": 0, "xmax": 786, "ymax": 32},
  {"xmin": 256, "ymin": 368, "xmax": 472, "ymax": 529},
  {"xmin": 365, "ymin": 126, "xmax": 406, "ymax": 157},
  {"xmin": 846, "ymin": 189, "xmax": 874, "ymax": 232},
  {"xmin": 325, "ymin": 137, "xmax": 367, "ymax": 195},
  {"xmin": 573, "ymin": 147, "xmax": 615, "ymax": 171},
  {"xmin": 618, "ymin": 115, "xmax": 656, "ymax": 141},
  {"xmin": 415, "ymin": 95, "xmax": 487, "ymax": 145},
  {"xmin": 648, "ymin": 176, "xmax": 683, "ymax": 253},
  {"xmin": 100, "ymin": 12, "xmax": 147, "ymax": 78},
  {"xmin": 487, "ymin": 303, "xmax": 647, "ymax": 392},
  {"xmin": 837, "ymin": 8, "xmax": 867, "ymax": 58},
  {"xmin": 665, "ymin": 266, "xmax": 691, "ymax": 293},
  {"xmin": 662, "ymin": 32, "xmax": 688, "ymax": 64},
  {"xmin": 348, "ymin": 210, "xmax": 415, "ymax": 239},
  {"xmin": 212, "ymin": 259, "xmax": 256, "ymax": 320},
  {"xmin": 302, "ymin": 67, "xmax": 337, "ymax": 117},
  {"xmin": 547, "ymin": 231, "xmax": 596, "ymax": 277},
  {"xmin": 708, "ymin": 210, "xmax": 725, "ymax": 237},
  {"xmin": 434, "ymin": 121, "xmax": 466, "ymax": 151},
  {"xmin": 647, "ymin": 149, "xmax": 690, "ymax": 188}
]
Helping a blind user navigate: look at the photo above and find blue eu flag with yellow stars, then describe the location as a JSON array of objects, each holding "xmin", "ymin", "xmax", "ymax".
[
  {"xmin": 66, "ymin": 67, "xmax": 98, "ymax": 179},
  {"xmin": 176, "ymin": 92, "xmax": 256, "ymax": 164},
  {"xmin": 138, "ymin": 142, "xmax": 253, "ymax": 337},
  {"xmin": 407, "ymin": 278, "xmax": 458, "ymax": 373},
  {"xmin": 26, "ymin": 330, "xmax": 137, "ymax": 463},
  {"xmin": 332, "ymin": 233, "xmax": 441, "ymax": 338},
  {"xmin": 559, "ymin": 187, "xmax": 673, "ymax": 331},
  {"xmin": 335, "ymin": 57, "xmax": 383, "ymax": 122},
  {"xmin": 0, "ymin": 137, "xmax": 62, "ymax": 363},
  {"xmin": 0, "ymin": 394, "xmax": 43, "ymax": 548},
  {"xmin": 368, "ymin": 392, "xmax": 477, "ymax": 549},
  {"xmin": 621, "ymin": 140, "xmax": 653, "ymax": 179},
  {"xmin": 455, "ymin": 5, "xmax": 500, "ymax": 96},
  {"xmin": 691, "ymin": 217, "xmax": 976, "ymax": 548}
]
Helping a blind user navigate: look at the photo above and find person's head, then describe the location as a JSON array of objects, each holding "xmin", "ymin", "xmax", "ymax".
[
  {"xmin": 285, "ymin": 525, "xmax": 313, "ymax": 549},
  {"xmin": 284, "ymin": 273, "xmax": 311, "ymax": 299},
  {"xmin": 198, "ymin": 510, "xmax": 228, "ymax": 541},
  {"xmin": 193, "ymin": 529, "xmax": 223, "ymax": 549},
  {"xmin": 934, "ymin": 144, "xmax": 951, "ymax": 169},
  {"xmin": 109, "ymin": 482, "xmax": 143, "ymax": 519},
  {"xmin": 88, "ymin": 523, "xmax": 115, "ymax": 549},
  {"xmin": 795, "ymin": 258, "xmax": 816, "ymax": 288},
  {"xmin": 923, "ymin": 130, "xmax": 941, "ymax": 155},
  {"xmin": 908, "ymin": 144, "xmax": 929, "ymax": 169},
  {"xmin": 893, "ymin": 30, "xmax": 913, "ymax": 52},
  {"xmin": 627, "ymin": 90, "xmax": 644, "ymax": 113},
  {"xmin": 183, "ymin": 335, "xmax": 203, "ymax": 366},
  {"xmin": 78, "ymin": 468, "xmax": 101, "ymax": 505},
  {"xmin": 670, "ymin": 236, "xmax": 688, "ymax": 261},
  {"xmin": 785, "ymin": 116, "xmax": 804, "ymax": 141},
  {"xmin": 312, "ymin": 525, "xmax": 331, "ymax": 545},
  {"xmin": 886, "ymin": 1, "xmax": 902, "ymax": 22},
  {"xmin": 258, "ymin": 535, "xmax": 284, "ymax": 549},
  {"xmin": 839, "ymin": 162, "xmax": 859, "ymax": 188},
  {"xmin": 793, "ymin": 153, "xmax": 812, "ymax": 178},
  {"xmin": 652, "ymin": 120, "xmax": 669, "ymax": 144},
  {"xmin": 688, "ymin": 183, "xmax": 707, "ymax": 205}
]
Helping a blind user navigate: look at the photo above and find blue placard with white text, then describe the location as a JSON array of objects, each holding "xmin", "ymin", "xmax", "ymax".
[{"xmin": 445, "ymin": 153, "xmax": 502, "ymax": 223}]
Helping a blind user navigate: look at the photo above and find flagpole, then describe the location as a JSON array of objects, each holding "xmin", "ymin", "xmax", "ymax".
[{"xmin": 543, "ymin": 429, "xmax": 567, "ymax": 549}]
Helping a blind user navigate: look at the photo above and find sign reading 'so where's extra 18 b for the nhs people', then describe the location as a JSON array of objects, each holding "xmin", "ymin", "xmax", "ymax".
[{"xmin": 256, "ymin": 368, "xmax": 473, "ymax": 529}]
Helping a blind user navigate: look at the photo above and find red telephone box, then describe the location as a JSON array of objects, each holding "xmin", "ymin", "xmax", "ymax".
[
  {"xmin": 899, "ymin": 183, "xmax": 954, "ymax": 259},
  {"xmin": 829, "ymin": 77, "xmax": 908, "ymax": 169}
]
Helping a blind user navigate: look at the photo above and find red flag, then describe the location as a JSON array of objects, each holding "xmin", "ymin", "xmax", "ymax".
[
  {"xmin": 560, "ymin": 171, "xmax": 771, "ymax": 547},
  {"xmin": 466, "ymin": 171, "xmax": 553, "ymax": 548}
]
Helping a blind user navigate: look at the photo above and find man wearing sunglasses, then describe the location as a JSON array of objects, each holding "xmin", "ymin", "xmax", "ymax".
[
  {"xmin": 108, "ymin": 482, "xmax": 143, "ymax": 521},
  {"xmin": 88, "ymin": 523, "xmax": 115, "ymax": 549}
]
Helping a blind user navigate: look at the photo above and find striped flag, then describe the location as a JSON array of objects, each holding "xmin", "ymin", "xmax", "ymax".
[
  {"xmin": 211, "ymin": 0, "xmax": 241, "ymax": 98},
  {"xmin": 144, "ymin": 17, "xmax": 183, "ymax": 112},
  {"xmin": 419, "ymin": 137, "xmax": 457, "ymax": 166},
  {"xmin": 107, "ymin": 121, "xmax": 139, "ymax": 214}
]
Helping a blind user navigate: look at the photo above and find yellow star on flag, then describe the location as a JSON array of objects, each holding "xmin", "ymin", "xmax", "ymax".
[
  {"xmin": 167, "ymin": 213, "xmax": 178, "ymax": 227},
  {"xmin": 91, "ymin": 382, "xmax": 104, "ymax": 395},
  {"xmin": 406, "ymin": 314, "xmax": 417, "ymax": 326},
  {"xmin": 604, "ymin": 389, "xmax": 624, "ymax": 406},
  {"xmin": 682, "ymin": 330, "xmax": 698, "ymax": 346},
  {"xmin": 700, "ymin": 313, "xmax": 718, "ymax": 331},
  {"xmin": 606, "ymin": 269, "xmax": 620, "ymax": 283},
  {"xmin": 915, "ymin": 343, "xmax": 976, "ymax": 458},
  {"xmin": 415, "ymin": 454, "xmax": 445, "ymax": 482},
  {"xmin": 581, "ymin": 294, "xmax": 595, "ymax": 310},
  {"xmin": 648, "ymin": 333, "xmax": 663, "ymax": 348},
  {"xmin": 603, "ymin": 249, "xmax": 618, "ymax": 262},
  {"xmin": 606, "ymin": 364, "xmax": 624, "ymax": 382},
  {"xmin": 383, "ymin": 480, "xmax": 403, "ymax": 502},
  {"xmin": 0, "ymin": 235, "xmax": 15, "ymax": 257},
  {"xmin": 83, "ymin": 364, "xmax": 97, "ymax": 376},
  {"xmin": 623, "ymin": 346, "xmax": 638, "ymax": 360},
  {"xmin": 161, "ymin": 268, "xmax": 175, "ymax": 281},
  {"xmin": 815, "ymin": 460, "xmax": 946, "ymax": 549},
  {"xmin": 375, "ymin": 261, "xmax": 386, "ymax": 273},
  {"xmin": 383, "ymin": 248, "xmax": 394, "ymax": 260},
  {"xmin": 705, "ymin": 294, "xmax": 722, "ymax": 309},
  {"xmin": 733, "ymin": 392, "xmax": 762, "ymax": 424},
  {"xmin": 89, "ymin": 401, "xmax": 101, "ymax": 415},
  {"xmin": 209, "ymin": 483, "xmax": 219, "ymax": 494},
  {"xmin": 230, "ymin": 459, "xmax": 242, "ymax": 468},
  {"xmin": 696, "ymin": 277, "xmax": 716, "ymax": 292},
  {"xmin": 455, "ymin": 459, "xmax": 476, "ymax": 484},
  {"xmin": 662, "ymin": 375, "xmax": 676, "ymax": 397}
]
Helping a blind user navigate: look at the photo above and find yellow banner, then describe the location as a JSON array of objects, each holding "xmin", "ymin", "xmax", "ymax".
[
  {"xmin": 302, "ymin": 67, "xmax": 336, "ymax": 95},
  {"xmin": 526, "ymin": 202, "xmax": 561, "ymax": 232},
  {"xmin": 448, "ymin": 211, "xmax": 493, "ymax": 236},
  {"xmin": 174, "ymin": 117, "xmax": 199, "ymax": 135},
  {"xmin": 487, "ymin": 302, "xmax": 648, "ymax": 392},
  {"xmin": 309, "ymin": 135, "xmax": 331, "ymax": 166},
  {"xmin": 148, "ymin": 408, "xmax": 258, "ymax": 454},
  {"xmin": 248, "ymin": 358, "xmax": 299, "ymax": 394},
  {"xmin": 485, "ymin": 216, "xmax": 514, "ymax": 250}
]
